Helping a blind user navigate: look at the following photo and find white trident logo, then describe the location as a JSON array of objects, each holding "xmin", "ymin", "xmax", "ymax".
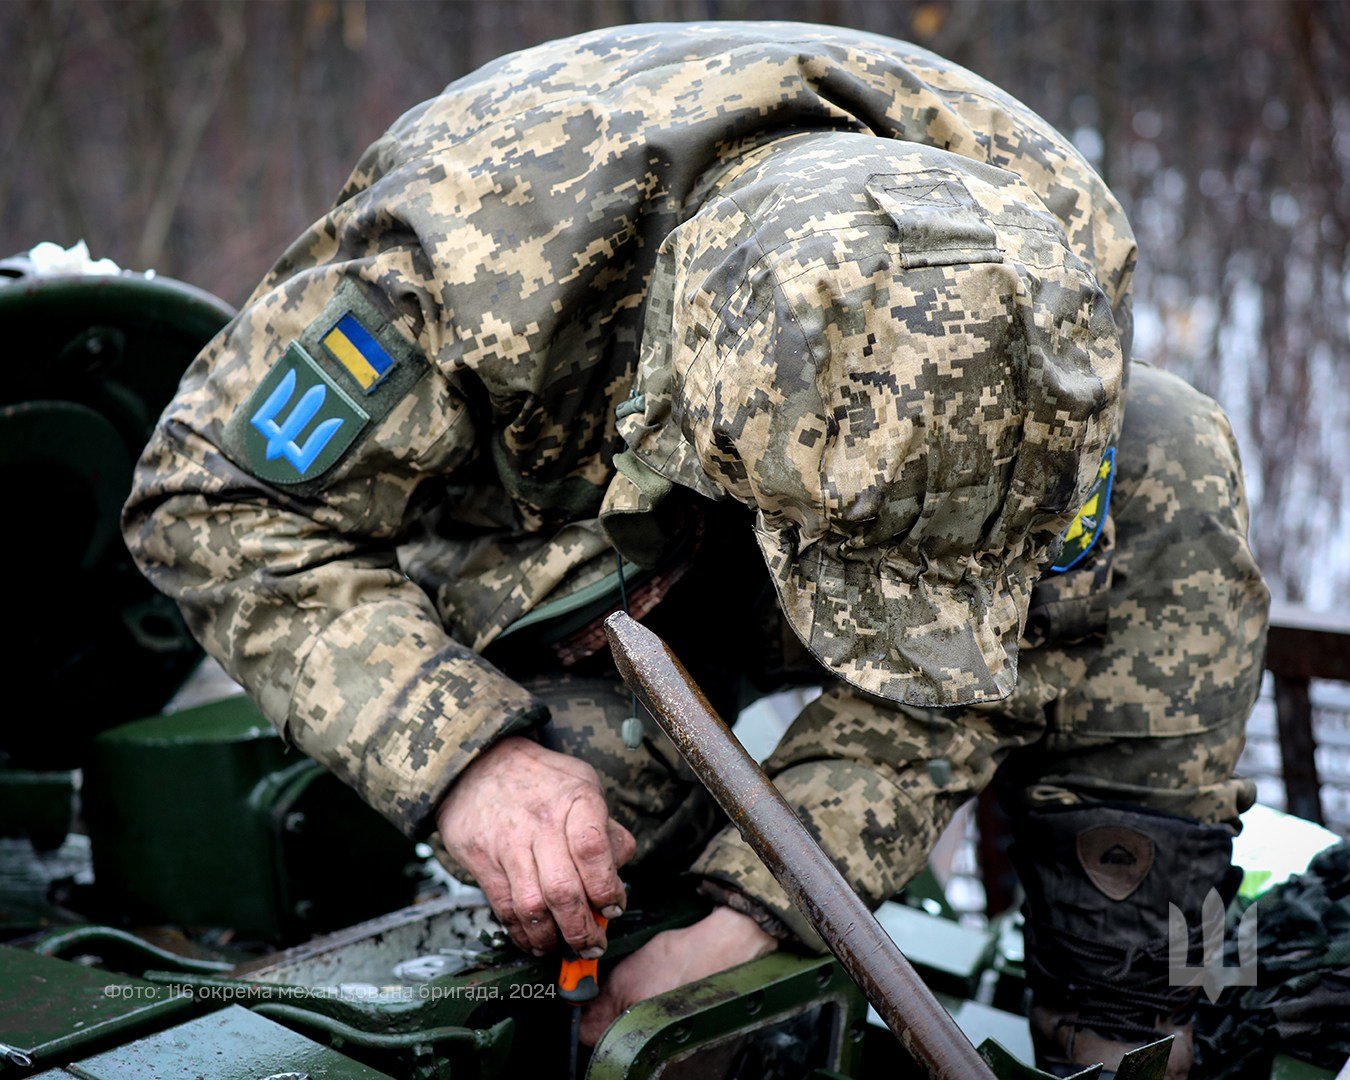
[{"xmin": 1168, "ymin": 889, "xmax": 1259, "ymax": 1003}]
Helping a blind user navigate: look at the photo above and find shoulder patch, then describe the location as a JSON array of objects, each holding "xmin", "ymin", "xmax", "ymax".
[
  {"xmin": 223, "ymin": 278, "xmax": 430, "ymax": 487},
  {"xmin": 226, "ymin": 341, "xmax": 369, "ymax": 485},
  {"xmin": 322, "ymin": 312, "xmax": 398, "ymax": 392},
  {"xmin": 1049, "ymin": 447, "xmax": 1115, "ymax": 573}
]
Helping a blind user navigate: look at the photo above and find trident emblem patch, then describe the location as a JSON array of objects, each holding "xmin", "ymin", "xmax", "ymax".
[
  {"xmin": 251, "ymin": 368, "xmax": 346, "ymax": 473},
  {"xmin": 226, "ymin": 341, "xmax": 369, "ymax": 485}
]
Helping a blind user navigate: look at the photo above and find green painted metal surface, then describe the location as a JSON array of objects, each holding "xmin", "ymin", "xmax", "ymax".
[
  {"xmin": 875, "ymin": 900, "xmax": 999, "ymax": 997},
  {"xmin": 0, "ymin": 272, "xmax": 235, "ymax": 364},
  {"xmin": 31, "ymin": 926, "xmax": 234, "ymax": 976},
  {"xmin": 0, "ymin": 271, "xmax": 233, "ymax": 771},
  {"xmin": 896, "ymin": 868, "xmax": 957, "ymax": 921},
  {"xmin": 1268, "ymin": 1052, "xmax": 1343, "ymax": 1079},
  {"xmin": 138, "ymin": 892, "xmax": 862, "ymax": 1078},
  {"xmin": 252, "ymin": 1004, "xmax": 514, "ymax": 1079},
  {"xmin": 31, "ymin": 1005, "xmax": 395, "ymax": 1079},
  {"xmin": 587, "ymin": 952, "xmax": 865, "ymax": 1079},
  {"xmin": 0, "ymin": 402, "xmax": 130, "ymax": 573},
  {"xmin": 935, "ymin": 995, "xmax": 1034, "ymax": 1066},
  {"xmin": 0, "ymin": 771, "xmax": 73, "ymax": 851},
  {"xmin": 264, "ymin": 758, "xmax": 421, "ymax": 938},
  {"xmin": 145, "ymin": 891, "xmax": 706, "ymax": 1076},
  {"xmin": 84, "ymin": 697, "xmax": 292, "ymax": 938},
  {"xmin": 96, "ymin": 697, "xmax": 281, "ymax": 746},
  {"xmin": 0, "ymin": 946, "xmax": 192, "ymax": 1069},
  {"xmin": 859, "ymin": 996, "xmax": 1039, "ymax": 1079},
  {"xmin": 0, "ymin": 834, "xmax": 90, "ymax": 934},
  {"xmin": 974, "ymin": 1037, "xmax": 1106, "ymax": 1080},
  {"xmin": 83, "ymin": 697, "xmax": 417, "ymax": 941},
  {"xmin": 5, "ymin": 887, "xmax": 1332, "ymax": 1079}
]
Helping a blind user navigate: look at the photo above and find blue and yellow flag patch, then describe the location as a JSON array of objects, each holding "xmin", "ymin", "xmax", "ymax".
[
  {"xmin": 322, "ymin": 312, "xmax": 396, "ymax": 392},
  {"xmin": 222, "ymin": 278, "xmax": 428, "ymax": 487},
  {"xmin": 1050, "ymin": 447, "xmax": 1115, "ymax": 573}
]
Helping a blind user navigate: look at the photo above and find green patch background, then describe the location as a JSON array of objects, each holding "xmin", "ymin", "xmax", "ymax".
[{"xmin": 223, "ymin": 342, "xmax": 369, "ymax": 485}]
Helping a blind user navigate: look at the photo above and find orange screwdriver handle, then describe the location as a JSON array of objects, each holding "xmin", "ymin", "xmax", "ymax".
[{"xmin": 558, "ymin": 914, "xmax": 608, "ymax": 1004}]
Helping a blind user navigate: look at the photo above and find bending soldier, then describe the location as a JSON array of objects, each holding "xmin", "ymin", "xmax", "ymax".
[{"xmin": 124, "ymin": 22, "xmax": 1268, "ymax": 1077}]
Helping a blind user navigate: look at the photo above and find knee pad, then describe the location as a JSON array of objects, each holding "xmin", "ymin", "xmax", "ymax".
[{"xmin": 1011, "ymin": 803, "xmax": 1241, "ymax": 1076}]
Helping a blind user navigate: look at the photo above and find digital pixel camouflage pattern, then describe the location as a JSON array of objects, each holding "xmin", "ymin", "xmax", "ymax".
[
  {"xmin": 619, "ymin": 134, "xmax": 1124, "ymax": 707},
  {"xmin": 123, "ymin": 22, "xmax": 1264, "ymax": 943},
  {"xmin": 549, "ymin": 364, "xmax": 1267, "ymax": 947}
]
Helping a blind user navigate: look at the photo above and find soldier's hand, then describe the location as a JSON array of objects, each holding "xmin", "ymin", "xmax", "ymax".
[
  {"xmin": 578, "ymin": 906, "xmax": 778, "ymax": 1045},
  {"xmin": 435, "ymin": 735, "xmax": 636, "ymax": 958}
]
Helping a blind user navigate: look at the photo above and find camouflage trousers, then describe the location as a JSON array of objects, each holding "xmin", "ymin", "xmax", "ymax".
[{"xmin": 499, "ymin": 365, "xmax": 1267, "ymax": 944}]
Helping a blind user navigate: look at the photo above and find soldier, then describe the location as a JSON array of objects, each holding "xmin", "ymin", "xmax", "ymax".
[{"xmin": 123, "ymin": 22, "xmax": 1268, "ymax": 1077}]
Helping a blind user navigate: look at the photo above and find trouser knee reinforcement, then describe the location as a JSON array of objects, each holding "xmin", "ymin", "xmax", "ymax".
[{"xmin": 1011, "ymin": 804, "xmax": 1242, "ymax": 1079}]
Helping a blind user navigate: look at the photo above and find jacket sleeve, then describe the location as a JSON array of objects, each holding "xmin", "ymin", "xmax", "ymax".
[
  {"xmin": 688, "ymin": 682, "xmax": 1021, "ymax": 948},
  {"xmin": 690, "ymin": 367, "xmax": 1268, "ymax": 947},
  {"xmin": 122, "ymin": 155, "xmax": 547, "ymax": 839}
]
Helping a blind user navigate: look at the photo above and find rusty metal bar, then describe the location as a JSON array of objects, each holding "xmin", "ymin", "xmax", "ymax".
[{"xmin": 604, "ymin": 612, "xmax": 997, "ymax": 1080}]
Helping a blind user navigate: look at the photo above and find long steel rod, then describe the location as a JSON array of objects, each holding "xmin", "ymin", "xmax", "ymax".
[{"xmin": 605, "ymin": 611, "xmax": 996, "ymax": 1080}]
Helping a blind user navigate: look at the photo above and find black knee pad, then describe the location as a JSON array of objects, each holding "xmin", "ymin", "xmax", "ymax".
[{"xmin": 1011, "ymin": 803, "xmax": 1241, "ymax": 1032}]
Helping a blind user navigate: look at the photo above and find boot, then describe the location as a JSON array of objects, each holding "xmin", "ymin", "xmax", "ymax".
[
  {"xmin": 1027, "ymin": 1003, "xmax": 1192, "ymax": 1079},
  {"xmin": 1011, "ymin": 803, "xmax": 1242, "ymax": 1079}
]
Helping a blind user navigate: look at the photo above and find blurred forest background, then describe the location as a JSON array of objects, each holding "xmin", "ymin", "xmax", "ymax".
[{"xmin": 2, "ymin": 0, "xmax": 1347, "ymax": 608}]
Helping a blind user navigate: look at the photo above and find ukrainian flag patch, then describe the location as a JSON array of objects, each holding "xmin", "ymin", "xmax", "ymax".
[
  {"xmin": 221, "ymin": 277, "xmax": 429, "ymax": 489},
  {"xmin": 1050, "ymin": 447, "xmax": 1115, "ymax": 573},
  {"xmin": 322, "ymin": 312, "xmax": 396, "ymax": 392}
]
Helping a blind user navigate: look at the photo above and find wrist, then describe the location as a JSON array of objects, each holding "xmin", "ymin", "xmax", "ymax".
[
  {"xmin": 694, "ymin": 877, "xmax": 795, "ymax": 942},
  {"xmin": 438, "ymin": 734, "xmax": 531, "ymax": 808},
  {"xmin": 470, "ymin": 732, "xmax": 536, "ymax": 768},
  {"xmin": 702, "ymin": 904, "xmax": 778, "ymax": 960}
]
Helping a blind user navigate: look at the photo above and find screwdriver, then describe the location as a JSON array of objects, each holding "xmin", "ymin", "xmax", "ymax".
[{"xmin": 559, "ymin": 912, "xmax": 608, "ymax": 1080}]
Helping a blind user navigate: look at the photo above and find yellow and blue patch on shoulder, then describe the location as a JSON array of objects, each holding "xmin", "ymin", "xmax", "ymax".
[
  {"xmin": 1049, "ymin": 447, "xmax": 1115, "ymax": 573},
  {"xmin": 222, "ymin": 278, "xmax": 429, "ymax": 488},
  {"xmin": 321, "ymin": 312, "xmax": 397, "ymax": 392}
]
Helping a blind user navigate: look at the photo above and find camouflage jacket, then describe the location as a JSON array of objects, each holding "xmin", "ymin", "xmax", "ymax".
[{"xmin": 124, "ymin": 23, "xmax": 1262, "ymax": 937}]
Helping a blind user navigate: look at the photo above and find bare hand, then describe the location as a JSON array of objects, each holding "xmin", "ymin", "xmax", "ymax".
[
  {"xmin": 579, "ymin": 906, "xmax": 778, "ymax": 1045},
  {"xmin": 436, "ymin": 735, "xmax": 636, "ymax": 957}
]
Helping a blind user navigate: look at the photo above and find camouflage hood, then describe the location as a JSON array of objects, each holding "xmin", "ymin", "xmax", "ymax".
[{"xmin": 608, "ymin": 133, "xmax": 1125, "ymax": 707}]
